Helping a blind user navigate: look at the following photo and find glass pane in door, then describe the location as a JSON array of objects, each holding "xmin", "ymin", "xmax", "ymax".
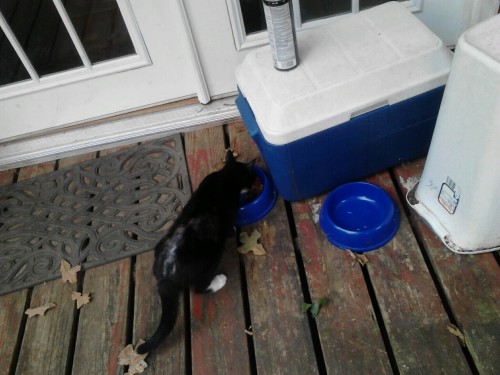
[
  {"xmin": 0, "ymin": 27, "xmax": 31, "ymax": 85},
  {"xmin": 300, "ymin": 0, "xmax": 351, "ymax": 23},
  {"xmin": 238, "ymin": 0, "xmax": 353, "ymax": 34},
  {"xmin": 0, "ymin": 0, "xmax": 83, "ymax": 77},
  {"xmin": 0, "ymin": 0, "xmax": 137, "ymax": 88},
  {"xmin": 360, "ymin": 0, "xmax": 401, "ymax": 11},
  {"xmin": 64, "ymin": 0, "xmax": 135, "ymax": 64},
  {"xmin": 239, "ymin": 0, "xmax": 266, "ymax": 35}
]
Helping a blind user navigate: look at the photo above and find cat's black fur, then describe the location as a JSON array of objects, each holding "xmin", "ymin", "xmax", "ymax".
[{"xmin": 136, "ymin": 150, "xmax": 255, "ymax": 354}]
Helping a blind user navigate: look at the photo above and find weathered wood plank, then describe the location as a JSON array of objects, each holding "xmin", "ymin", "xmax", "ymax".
[
  {"xmin": 15, "ymin": 161, "xmax": 77, "ymax": 375},
  {"xmin": 72, "ymin": 260, "xmax": 130, "ymax": 375},
  {"xmin": 123, "ymin": 135, "xmax": 189, "ymax": 371},
  {"xmin": 184, "ymin": 126, "xmax": 228, "ymax": 189},
  {"xmin": 0, "ymin": 289, "xmax": 27, "ymax": 374},
  {"xmin": 0, "ymin": 169, "xmax": 29, "ymax": 374},
  {"xmin": 11, "ymin": 153, "xmax": 131, "ymax": 375},
  {"xmin": 226, "ymin": 119, "xmax": 262, "ymax": 164},
  {"xmin": 69, "ymin": 148, "xmax": 131, "ymax": 375},
  {"xmin": 190, "ymin": 239, "xmax": 251, "ymax": 375},
  {"xmin": 133, "ymin": 251, "xmax": 185, "ymax": 374},
  {"xmin": 16, "ymin": 282, "xmax": 76, "ymax": 375},
  {"xmin": 228, "ymin": 119, "xmax": 317, "ymax": 374},
  {"xmin": 364, "ymin": 170, "xmax": 471, "ymax": 374},
  {"xmin": 292, "ymin": 196, "xmax": 392, "ymax": 374},
  {"xmin": 242, "ymin": 199, "xmax": 318, "ymax": 375},
  {"xmin": 184, "ymin": 126, "xmax": 251, "ymax": 375},
  {"xmin": 129, "ymin": 137, "xmax": 186, "ymax": 373},
  {"xmin": 17, "ymin": 162, "xmax": 55, "ymax": 180},
  {"xmin": 0, "ymin": 169, "xmax": 15, "ymax": 186},
  {"xmin": 17, "ymin": 154, "xmax": 101, "ymax": 375},
  {"xmin": 393, "ymin": 159, "xmax": 500, "ymax": 374}
]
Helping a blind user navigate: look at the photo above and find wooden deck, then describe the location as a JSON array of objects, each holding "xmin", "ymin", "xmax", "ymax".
[{"xmin": 1, "ymin": 120, "xmax": 499, "ymax": 375}]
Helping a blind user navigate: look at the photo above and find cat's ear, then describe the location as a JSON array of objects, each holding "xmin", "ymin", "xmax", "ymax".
[{"xmin": 225, "ymin": 149, "xmax": 235, "ymax": 163}]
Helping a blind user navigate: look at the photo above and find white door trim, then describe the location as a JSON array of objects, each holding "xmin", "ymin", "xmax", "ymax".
[
  {"xmin": 226, "ymin": 0, "xmax": 423, "ymax": 51},
  {"xmin": 178, "ymin": 0, "xmax": 211, "ymax": 104},
  {"xmin": 0, "ymin": 96, "xmax": 239, "ymax": 171}
]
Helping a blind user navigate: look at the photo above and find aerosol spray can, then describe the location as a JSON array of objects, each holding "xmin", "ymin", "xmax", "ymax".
[{"xmin": 263, "ymin": 0, "xmax": 299, "ymax": 71}]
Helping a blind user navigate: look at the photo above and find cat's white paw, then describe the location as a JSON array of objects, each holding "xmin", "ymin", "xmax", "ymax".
[{"xmin": 207, "ymin": 274, "xmax": 227, "ymax": 293}]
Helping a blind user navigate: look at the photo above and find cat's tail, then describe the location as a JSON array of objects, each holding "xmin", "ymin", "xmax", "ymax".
[{"xmin": 136, "ymin": 279, "xmax": 181, "ymax": 354}]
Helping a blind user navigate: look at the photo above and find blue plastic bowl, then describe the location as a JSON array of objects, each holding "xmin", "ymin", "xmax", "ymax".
[
  {"xmin": 319, "ymin": 182, "xmax": 399, "ymax": 252},
  {"xmin": 236, "ymin": 165, "xmax": 277, "ymax": 226}
]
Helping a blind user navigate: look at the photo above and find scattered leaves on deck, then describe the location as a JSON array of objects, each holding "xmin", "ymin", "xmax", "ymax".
[
  {"xmin": 237, "ymin": 229, "xmax": 266, "ymax": 255},
  {"xmin": 447, "ymin": 324, "xmax": 466, "ymax": 347},
  {"xmin": 118, "ymin": 340, "xmax": 148, "ymax": 375},
  {"xmin": 25, "ymin": 303, "xmax": 57, "ymax": 318},
  {"xmin": 60, "ymin": 259, "xmax": 81, "ymax": 284},
  {"xmin": 71, "ymin": 291, "xmax": 91, "ymax": 309},
  {"xmin": 302, "ymin": 298, "xmax": 328, "ymax": 319}
]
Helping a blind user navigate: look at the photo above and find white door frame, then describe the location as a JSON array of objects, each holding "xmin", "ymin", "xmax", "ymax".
[{"xmin": 226, "ymin": 0, "xmax": 424, "ymax": 51}]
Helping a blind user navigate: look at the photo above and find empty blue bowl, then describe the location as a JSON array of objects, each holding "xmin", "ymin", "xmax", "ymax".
[
  {"xmin": 236, "ymin": 165, "xmax": 277, "ymax": 226},
  {"xmin": 319, "ymin": 182, "xmax": 399, "ymax": 252}
]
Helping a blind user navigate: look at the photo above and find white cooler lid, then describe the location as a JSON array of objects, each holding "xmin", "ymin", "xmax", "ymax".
[{"xmin": 235, "ymin": 1, "xmax": 453, "ymax": 145}]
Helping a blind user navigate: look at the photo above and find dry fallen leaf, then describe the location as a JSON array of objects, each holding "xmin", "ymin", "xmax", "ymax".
[
  {"xmin": 118, "ymin": 340, "xmax": 148, "ymax": 375},
  {"xmin": 60, "ymin": 259, "xmax": 81, "ymax": 284},
  {"xmin": 25, "ymin": 303, "xmax": 57, "ymax": 318},
  {"xmin": 348, "ymin": 250, "xmax": 369, "ymax": 267},
  {"xmin": 71, "ymin": 291, "xmax": 91, "ymax": 309},
  {"xmin": 244, "ymin": 326, "xmax": 254, "ymax": 336},
  {"xmin": 447, "ymin": 324, "xmax": 466, "ymax": 347},
  {"xmin": 237, "ymin": 229, "xmax": 266, "ymax": 255}
]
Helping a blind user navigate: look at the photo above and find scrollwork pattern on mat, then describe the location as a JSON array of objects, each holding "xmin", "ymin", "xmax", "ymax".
[{"xmin": 0, "ymin": 136, "xmax": 191, "ymax": 295}]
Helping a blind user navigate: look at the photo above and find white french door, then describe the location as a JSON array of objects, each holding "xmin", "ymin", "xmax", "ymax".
[
  {"xmin": 0, "ymin": 0, "xmax": 202, "ymax": 141},
  {"xmin": 185, "ymin": 0, "xmax": 498, "ymax": 99}
]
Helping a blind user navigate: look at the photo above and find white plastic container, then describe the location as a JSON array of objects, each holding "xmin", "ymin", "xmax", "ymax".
[
  {"xmin": 407, "ymin": 13, "xmax": 500, "ymax": 254},
  {"xmin": 236, "ymin": 2, "xmax": 452, "ymax": 201}
]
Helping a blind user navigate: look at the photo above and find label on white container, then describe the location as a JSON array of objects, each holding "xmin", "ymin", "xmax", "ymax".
[
  {"xmin": 438, "ymin": 177, "xmax": 460, "ymax": 214},
  {"xmin": 263, "ymin": 0, "xmax": 298, "ymax": 70}
]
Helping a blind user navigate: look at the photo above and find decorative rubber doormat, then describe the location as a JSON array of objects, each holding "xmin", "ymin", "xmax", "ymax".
[{"xmin": 0, "ymin": 135, "xmax": 191, "ymax": 295}]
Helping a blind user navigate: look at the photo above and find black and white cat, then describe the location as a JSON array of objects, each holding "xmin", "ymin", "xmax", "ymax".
[{"xmin": 136, "ymin": 150, "xmax": 255, "ymax": 354}]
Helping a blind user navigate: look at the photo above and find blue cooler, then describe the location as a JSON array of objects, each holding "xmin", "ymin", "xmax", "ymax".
[{"xmin": 236, "ymin": 2, "xmax": 452, "ymax": 201}]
